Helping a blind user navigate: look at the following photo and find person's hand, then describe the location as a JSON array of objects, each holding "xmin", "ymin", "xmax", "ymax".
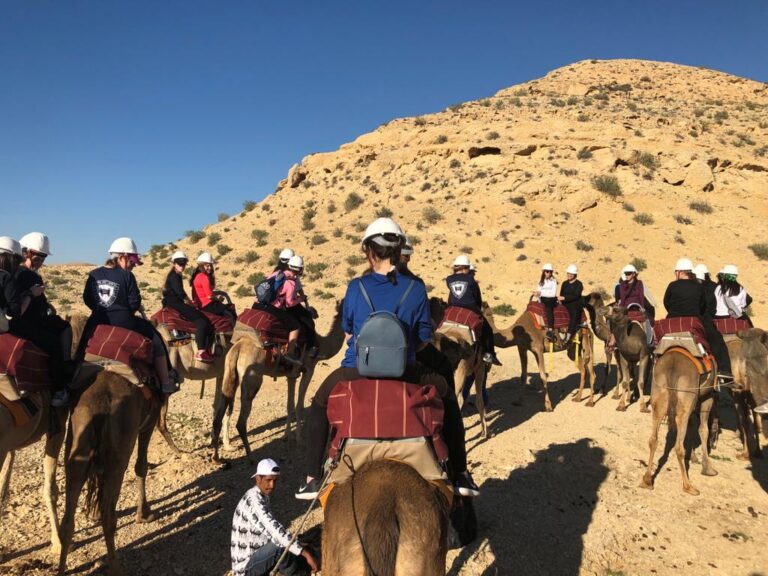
[
  {"xmin": 47, "ymin": 303, "xmax": 57, "ymax": 316},
  {"xmin": 557, "ymin": 296, "xmax": 565, "ymax": 302},
  {"xmin": 184, "ymin": 299, "xmax": 195, "ymax": 307},
  {"xmin": 31, "ymin": 284, "xmax": 45, "ymax": 298},
  {"xmin": 301, "ymin": 549, "xmax": 318, "ymax": 573}
]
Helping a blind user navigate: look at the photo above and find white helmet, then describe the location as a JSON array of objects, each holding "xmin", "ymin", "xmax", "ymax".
[
  {"xmin": 453, "ymin": 255, "xmax": 472, "ymax": 268},
  {"xmin": 170, "ymin": 250, "xmax": 188, "ymax": 262},
  {"xmin": 566, "ymin": 264, "xmax": 578, "ymax": 275},
  {"xmin": 279, "ymin": 248, "xmax": 294, "ymax": 263},
  {"xmin": 541, "ymin": 263, "xmax": 554, "ymax": 272},
  {"xmin": 622, "ymin": 264, "xmax": 638, "ymax": 275},
  {"xmin": 19, "ymin": 232, "xmax": 52, "ymax": 256},
  {"xmin": 693, "ymin": 263, "xmax": 709, "ymax": 280},
  {"xmin": 401, "ymin": 236, "xmax": 414, "ymax": 256},
  {"xmin": 674, "ymin": 258, "xmax": 694, "ymax": 272},
  {"xmin": 361, "ymin": 217, "xmax": 404, "ymax": 249},
  {"xmin": 288, "ymin": 255, "xmax": 304, "ymax": 270},
  {"xmin": 721, "ymin": 264, "xmax": 739, "ymax": 276},
  {"xmin": 109, "ymin": 237, "xmax": 139, "ymax": 256},
  {"xmin": 469, "ymin": 264, "xmax": 476, "ymax": 272},
  {"xmin": 197, "ymin": 252, "xmax": 215, "ymax": 264},
  {"xmin": 0, "ymin": 236, "xmax": 22, "ymax": 257}
]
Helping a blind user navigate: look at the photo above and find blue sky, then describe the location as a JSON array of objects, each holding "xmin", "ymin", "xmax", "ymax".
[{"xmin": 1, "ymin": 0, "xmax": 766, "ymax": 263}]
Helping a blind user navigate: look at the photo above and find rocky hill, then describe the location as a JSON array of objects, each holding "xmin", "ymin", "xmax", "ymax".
[{"xmin": 49, "ymin": 59, "xmax": 768, "ymax": 324}]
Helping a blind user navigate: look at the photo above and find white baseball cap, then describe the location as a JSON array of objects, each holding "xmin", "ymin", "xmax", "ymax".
[{"xmin": 252, "ymin": 458, "xmax": 281, "ymax": 478}]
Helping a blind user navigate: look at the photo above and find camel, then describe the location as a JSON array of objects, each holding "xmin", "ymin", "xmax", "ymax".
[
  {"xmin": 0, "ymin": 313, "xmax": 88, "ymax": 558},
  {"xmin": 429, "ymin": 298, "xmax": 489, "ymax": 438},
  {"xmin": 488, "ymin": 301, "xmax": 597, "ymax": 411},
  {"xmin": 726, "ymin": 328, "xmax": 768, "ymax": 460},
  {"xmin": 322, "ymin": 459, "xmax": 449, "ymax": 576},
  {"xmin": 641, "ymin": 351, "xmax": 718, "ymax": 495},
  {"xmin": 57, "ymin": 370, "xmax": 161, "ymax": 575},
  {"xmin": 585, "ymin": 292, "xmax": 616, "ymax": 394},
  {"xmin": 211, "ymin": 302, "xmax": 345, "ymax": 459},
  {"xmin": 603, "ymin": 306, "xmax": 652, "ymax": 412}
]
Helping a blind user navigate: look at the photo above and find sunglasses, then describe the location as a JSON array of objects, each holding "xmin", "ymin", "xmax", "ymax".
[
  {"xmin": 29, "ymin": 251, "xmax": 47, "ymax": 261},
  {"xmin": 174, "ymin": 260, "xmax": 189, "ymax": 266}
]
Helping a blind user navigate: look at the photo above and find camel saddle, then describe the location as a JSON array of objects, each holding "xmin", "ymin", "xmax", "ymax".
[
  {"xmin": 526, "ymin": 301, "xmax": 587, "ymax": 331},
  {"xmin": 0, "ymin": 333, "xmax": 51, "ymax": 399},
  {"xmin": 713, "ymin": 317, "xmax": 751, "ymax": 336},
  {"xmin": 653, "ymin": 317, "xmax": 710, "ymax": 356},
  {"xmin": 437, "ymin": 306, "xmax": 484, "ymax": 344},
  {"xmin": 626, "ymin": 307, "xmax": 647, "ymax": 324},
  {"xmin": 151, "ymin": 307, "xmax": 233, "ymax": 336},
  {"xmin": 232, "ymin": 308, "xmax": 306, "ymax": 348},
  {"xmin": 74, "ymin": 325, "xmax": 155, "ymax": 389}
]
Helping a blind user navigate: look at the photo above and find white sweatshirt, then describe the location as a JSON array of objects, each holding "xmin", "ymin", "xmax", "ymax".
[
  {"xmin": 714, "ymin": 285, "xmax": 749, "ymax": 317},
  {"xmin": 537, "ymin": 278, "xmax": 558, "ymax": 299}
]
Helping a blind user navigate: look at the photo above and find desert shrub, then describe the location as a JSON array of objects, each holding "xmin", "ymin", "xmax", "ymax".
[
  {"xmin": 633, "ymin": 212, "xmax": 654, "ymax": 225},
  {"xmin": 674, "ymin": 214, "xmax": 692, "ymax": 225},
  {"xmin": 449, "ymin": 158, "xmax": 461, "ymax": 169},
  {"xmin": 714, "ymin": 110, "xmax": 729, "ymax": 123},
  {"xmin": 404, "ymin": 194, "xmax": 415, "ymax": 201},
  {"xmin": 421, "ymin": 182, "xmax": 432, "ymax": 191},
  {"xmin": 310, "ymin": 234, "xmax": 327, "ymax": 246},
  {"xmin": 491, "ymin": 304, "xmax": 517, "ymax": 316},
  {"xmin": 575, "ymin": 240, "xmax": 593, "ymax": 252},
  {"xmin": 302, "ymin": 207, "xmax": 317, "ymax": 231},
  {"xmin": 516, "ymin": 254, "xmax": 527, "ymax": 261},
  {"xmin": 592, "ymin": 175, "xmax": 622, "ymax": 197},
  {"xmin": 549, "ymin": 98, "xmax": 566, "ymax": 107},
  {"xmin": 622, "ymin": 202, "xmax": 635, "ymax": 212},
  {"xmin": 243, "ymin": 251, "xmax": 259, "ymax": 263},
  {"xmin": 566, "ymin": 96, "xmax": 579, "ymax": 106},
  {"xmin": 513, "ymin": 239, "xmax": 525, "ymax": 249},
  {"xmin": 207, "ymin": 232, "xmax": 221, "ymax": 246},
  {"xmin": 376, "ymin": 207, "xmax": 393, "ymax": 218},
  {"xmin": 422, "ymin": 206, "xmax": 442, "ymax": 224},
  {"xmin": 267, "ymin": 248, "xmax": 280, "ymax": 266},
  {"xmin": 460, "ymin": 246, "xmax": 473, "ymax": 254},
  {"xmin": 414, "ymin": 116, "xmax": 426, "ymax": 126},
  {"xmin": 242, "ymin": 200, "xmax": 257, "ymax": 212},
  {"xmin": 186, "ymin": 230, "xmax": 205, "ymax": 244},
  {"xmin": 247, "ymin": 272, "xmax": 266, "ymax": 285},
  {"xmin": 333, "ymin": 227, "xmax": 343, "ymax": 238},
  {"xmin": 434, "ymin": 135, "xmax": 448, "ymax": 144},
  {"xmin": 346, "ymin": 255, "xmax": 366, "ymax": 266},
  {"xmin": 217, "ymin": 213, "xmax": 229, "ymax": 222},
  {"xmin": 630, "ymin": 257, "xmax": 647, "ymax": 272},
  {"xmin": 487, "ymin": 131, "xmax": 500, "ymax": 140},
  {"xmin": 637, "ymin": 152, "xmax": 659, "ymax": 170},
  {"xmin": 748, "ymin": 243, "xmax": 768, "ymax": 260},
  {"xmin": 689, "ymin": 201, "xmax": 713, "ymax": 214},
  {"xmin": 216, "ymin": 244, "xmax": 232, "ymax": 257},
  {"xmin": 251, "ymin": 229, "xmax": 268, "ymax": 246},
  {"xmin": 305, "ymin": 262, "xmax": 328, "ymax": 280},
  {"xmin": 324, "ymin": 281, "xmax": 338, "ymax": 288},
  {"xmin": 344, "ymin": 192, "xmax": 364, "ymax": 211},
  {"xmin": 327, "ymin": 201, "xmax": 337, "ymax": 214},
  {"xmin": 316, "ymin": 291, "xmax": 335, "ymax": 300},
  {"xmin": 235, "ymin": 285, "xmax": 251, "ymax": 297},
  {"xmin": 577, "ymin": 148, "xmax": 593, "ymax": 160},
  {"xmin": 510, "ymin": 196, "xmax": 526, "ymax": 206},
  {"xmin": 577, "ymin": 114, "xmax": 590, "ymax": 122}
]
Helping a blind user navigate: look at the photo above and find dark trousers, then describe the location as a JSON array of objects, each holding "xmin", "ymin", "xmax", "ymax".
[
  {"xmin": 203, "ymin": 300, "xmax": 237, "ymax": 326},
  {"xmin": 165, "ymin": 300, "xmax": 213, "ymax": 349},
  {"xmin": 540, "ymin": 297, "xmax": 558, "ymax": 330},
  {"xmin": 303, "ymin": 359, "xmax": 468, "ymax": 480},
  {"xmin": 288, "ymin": 305, "xmax": 317, "ymax": 348},
  {"xmin": 10, "ymin": 315, "xmax": 71, "ymax": 390},
  {"xmin": 702, "ymin": 316, "xmax": 732, "ymax": 374},
  {"xmin": 563, "ymin": 301, "xmax": 583, "ymax": 336}
]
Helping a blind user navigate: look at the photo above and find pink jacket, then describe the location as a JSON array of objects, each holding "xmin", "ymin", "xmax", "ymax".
[{"xmin": 270, "ymin": 270, "xmax": 302, "ymax": 309}]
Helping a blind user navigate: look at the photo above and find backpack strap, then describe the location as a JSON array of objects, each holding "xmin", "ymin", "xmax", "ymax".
[
  {"xmin": 358, "ymin": 278, "xmax": 416, "ymax": 315},
  {"xmin": 394, "ymin": 279, "xmax": 416, "ymax": 315},
  {"xmin": 358, "ymin": 279, "xmax": 375, "ymax": 313}
]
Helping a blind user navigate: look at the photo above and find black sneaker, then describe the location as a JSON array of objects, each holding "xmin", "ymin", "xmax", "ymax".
[
  {"xmin": 546, "ymin": 330, "xmax": 557, "ymax": 343},
  {"xmin": 454, "ymin": 471, "xmax": 480, "ymax": 497},
  {"xmin": 295, "ymin": 478, "xmax": 322, "ymax": 500},
  {"xmin": 283, "ymin": 351, "xmax": 304, "ymax": 368}
]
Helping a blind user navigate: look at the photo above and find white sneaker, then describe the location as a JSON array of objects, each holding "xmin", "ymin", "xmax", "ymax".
[{"xmin": 754, "ymin": 401, "xmax": 768, "ymax": 415}]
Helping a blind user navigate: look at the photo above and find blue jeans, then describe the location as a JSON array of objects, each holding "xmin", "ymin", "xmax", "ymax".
[{"xmin": 243, "ymin": 543, "xmax": 308, "ymax": 576}]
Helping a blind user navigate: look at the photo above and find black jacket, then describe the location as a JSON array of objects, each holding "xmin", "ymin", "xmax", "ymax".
[
  {"xmin": 446, "ymin": 272, "xmax": 482, "ymax": 311},
  {"xmin": 83, "ymin": 266, "xmax": 141, "ymax": 326},
  {"xmin": 664, "ymin": 279, "xmax": 706, "ymax": 318},
  {"xmin": 11, "ymin": 267, "xmax": 48, "ymax": 320},
  {"xmin": 0, "ymin": 269, "xmax": 22, "ymax": 315},
  {"xmin": 701, "ymin": 279, "xmax": 718, "ymax": 318},
  {"xmin": 162, "ymin": 270, "xmax": 189, "ymax": 307},
  {"xmin": 560, "ymin": 279, "xmax": 584, "ymax": 305}
]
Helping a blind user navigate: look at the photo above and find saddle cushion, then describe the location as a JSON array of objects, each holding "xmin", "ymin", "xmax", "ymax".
[
  {"xmin": 627, "ymin": 308, "xmax": 647, "ymax": 324},
  {"xmin": 151, "ymin": 308, "xmax": 233, "ymax": 335},
  {"xmin": 236, "ymin": 309, "xmax": 305, "ymax": 346},
  {"xmin": 85, "ymin": 325, "xmax": 154, "ymax": 368},
  {"xmin": 653, "ymin": 317, "xmax": 709, "ymax": 353},
  {"xmin": 327, "ymin": 379, "xmax": 448, "ymax": 462},
  {"xmin": 526, "ymin": 302, "xmax": 587, "ymax": 330},
  {"xmin": 0, "ymin": 333, "xmax": 51, "ymax": 392},
  {"xmin": 439, "ymin": 307, "xmax": 484, "ymax": 340},
  {"xmin": 713, "ymin": 317, "xmax": 751, "ymax": 335}
]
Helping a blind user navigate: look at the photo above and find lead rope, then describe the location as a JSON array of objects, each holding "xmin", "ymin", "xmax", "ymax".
[
  {"xmin": 268, "ymin": 461, "xmax": 336, "ymax": 576},
  {"xmin": 343, "ymin": 454, "xmax": 378, "ymax": 576}
]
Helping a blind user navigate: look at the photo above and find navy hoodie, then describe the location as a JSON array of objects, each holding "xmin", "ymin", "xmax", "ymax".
[{"xmin": 83, "ymin": 266, "xmax": 141, "ymax": 326}]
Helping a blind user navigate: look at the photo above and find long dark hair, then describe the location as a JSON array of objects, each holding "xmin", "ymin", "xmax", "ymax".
[
  {"xmin": 539, "ymin": 271, "xmax": 556, "ymax": 286},
  {"xmin": 364, "ymin": 238, "xmax": 402, "ymax": 284},
  {"xmin": 0, "ymin": 252, "xmax": 21, "ymax": 275},
  {"xmin": 190, "ymin": 264, "xmax": 215, "ymax": 290},
  {"xmin": 718, "ymin": 275, "xmax": 742, "ymax": 298}
]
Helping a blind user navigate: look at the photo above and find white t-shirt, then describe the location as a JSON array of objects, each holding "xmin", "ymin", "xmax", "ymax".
[
  {"xmin": 537, "ymin": 278, "xmax": 558, "ymax": 299},
  {"xmin": 714, "ymin": 285, "xmax": 749, "ymax": 317}
]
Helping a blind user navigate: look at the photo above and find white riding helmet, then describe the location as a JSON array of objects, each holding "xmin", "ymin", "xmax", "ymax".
[
  {"xmin": 693, "ymin": 263, "xmax": 709, "ymax": 280},
  {"xmin": 674, "ymin": 258, "xmax": 694, "ymax": 272},
  {"xmin": 288, "ymin": 255, "xmax": 304, "ymax": 270},
  {"xmin": 469, "ymin": 264, "xmax": 476, "ymax": 272},
  {"xmin": 453, "ymin": 255, "xmax": 472, "ymax": 268},
  {"xmin": 19, "ymin": 232, "xmax": 52, "ymax": 256},
  {"xmin": 279, "ymin": 248, "xmax": 295, "ymax": 263},
  {"xmin": 0, "ymin": 236, "xmax": 22, "ymax": 257},
  {"xmin": 109, "ymin": 237, "xmax": 139, "ymax": 256},
  {"xmin": 721, "ymin": 264, "xmax": 739, "ymax": 276},
  {"xmin": 361, "ymin": 217, "xmax": 404, "ymax": 249},
  {"xmin": 622, "ymin": 264, "xmax": 638, "ymax": 275},
  {"xmin": 401, "ymin": 236, "xmax": 414, "ymax": 256},
  {"xmin": 197, "ymin": 252, "xmax": 215, "ymax": 264},
  {"xmin": 541, "ymin": 263, "xmax": 554, "ymax": 272},
  {"xmin": 566, "ymin": 264, "xmax": 578, "ymax": 275},
  {"xmin": 170, "ymin": 250, "xmax": 188, "ymax": 262}
]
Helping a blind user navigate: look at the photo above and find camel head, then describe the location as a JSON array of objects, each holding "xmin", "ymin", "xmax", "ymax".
[
  {"xmin": 586, "ymin": 291, "xmax": 608, "ymax": 309},
  {"xmin": 736, "ymin": 328, "xmax": 768, "ymax": 409},
  {"xmin": 607, "ymin": 305, "xmax": 629, "ymax": 324}
]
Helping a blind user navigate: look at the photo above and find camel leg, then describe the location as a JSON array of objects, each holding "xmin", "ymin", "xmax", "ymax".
[
  {"xmin": 134, "ymin": 420, "xmax": 158, "ymax": 523},
  {"xmin": 637, "ymin": 355, "xmax": 650, "ymax": 412},
  {"xmin": 44, "ymin": 426, "xmax": 66, "ymax": 557},
  {"xmin": 572, "ymin": 355, "xmax": 586, "ymax": 403},
  {"xmin": 698, "ymin": 397, "xmax": 718, "ymax": 477},
  {"xmin": 58, "ymin": 430, "xmax": 89, "ymax": 574},
  {"xmin": 286, "ymin": 377, "xmax": 296, "ymax": 439},
  {"xmin": 518, "ymin": 345, "xmax": 528, "ymax": 386},
  {"xmin": 236, "ymin": 368, "xmax": 262, "ymax": 461},
  {"xmin": 732, "ymin": 392, "xmax": 751, "ymax": 460},
  {"xmin": 295, "ymin": 367, "xmax": 314, "ymax": 445},
  {"xmin": 616, "ymin": 354, "xmax": 631, "ymax": 411},
  {"xmin": 156, "ymin": 395, "xmax": 182, "ymax": 455},
  {"xmin": 475, "ymin": 364, "xmax": 488, "ymax": 438},
  {"xmin": 0, "ymin": 450, "xmax": 14, "ymax": 516},
  {"xmin": 586, "ymin": 344, "xmax": 597, "ymax": 407},
  {"xmin": 611, "ymin": 354, "xmax": 623, "ymax": 400},
  {"xmin": 674, "ymin": 401, "xmax": 698, "ymax": 495},
  {"xmin": 601, "ymin": 345, "xmax": 612, "ymax": 394},
  {"xmin": 641, "ymin": 386, "xmax": 669, "ymax": 489},
  {"xmin": 532, "ymin": 348, "xmax": 552, "ymax": 412}
]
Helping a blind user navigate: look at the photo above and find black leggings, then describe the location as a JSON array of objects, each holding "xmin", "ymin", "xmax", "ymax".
[
  {"xmin": 303, "ymin": 356, "xmax": 467, "ymax": 480},
  {"xmin": 540, "ymin": 297, "xmax": 558, "ymax": 330},
  {"xmin": 702, "ymin": 316, "xmax": 731, "ymax": 374},
  {"xmin": 288, "ymin": 305, "xmax": 317, "ymax": 348},
  {"xmin": 563, "ymin": 301, "xmax": 583, "ymax": 336},
  {"xmin": 166, "ymin": 300, "xmax": 213, "ymax": 349},
  {"xmin": 203, "ymin": 300, "xmax": 237, "ymax": 326},
  {"xmin": 10, "ymin": 315, "xmax": 71, "ymax": 391}
]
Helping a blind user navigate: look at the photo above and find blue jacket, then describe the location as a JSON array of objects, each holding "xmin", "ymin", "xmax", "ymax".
[
  {"xmin": 341, "ymin": 272, "xmax": 432, "ymax": 368},
  {"xmin": 446, "ymin": 272, "xmax": 482, "ymax": 312},
  {"xmin": 83, "ymin": 266, "xmax": 141, "ymax": 326}
]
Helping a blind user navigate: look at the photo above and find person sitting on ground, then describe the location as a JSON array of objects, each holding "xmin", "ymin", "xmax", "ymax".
[
  {"xmin": 446, "ymin": 255, "xmax": 501, "ymax": 365},
  {"xmin": 559, "ymin": 264, "xmax": 584, "ymax": 346},
  {"xmin": 231, "ymin": 458, "xmax": 318, "ymax": 576},
  {"xmin": 274, "ymin": 248, "xmax": 294, "ymax": 273},
  {"xmin": 162, "ymin": 250, "xmax": 214, "ymax": 363},
  {"xmin": 8, "ymin": 233, "xmax": 73, "ymax": 407},
  {"xmin": 0, "ymin": 237, "xmax": 23, "ymax": 333},
  {"xmin": 295, "ymin": 217, "xmax": 479, "ymax": 500},
  {"xmin": 82, "ymin": 237, "xmax": 177, "ymax": 394},
  {"xmin": 534, "ymin": 263, "xmax": 558, "ymax": 343},
  {"xmin": 714, "ymin": 265, "xmax": 753, "ymax": 326},
  {"xmin": 191, "ymin": 252, "xmax": 237, "ymax": 326},
  {"xmin": 663, "ymin": 258, "xmax": 732, "ymax": 380}
]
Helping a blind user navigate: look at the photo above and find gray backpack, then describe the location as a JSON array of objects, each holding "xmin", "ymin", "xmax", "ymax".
[{"xmin": 355, "ymin": 278, "xmax": 416, "ymax": 378}]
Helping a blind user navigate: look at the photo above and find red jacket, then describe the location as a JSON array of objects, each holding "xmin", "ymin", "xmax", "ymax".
[{"xmin": 193, "ymin": 273, "xmax": 214, "ymax": 308}]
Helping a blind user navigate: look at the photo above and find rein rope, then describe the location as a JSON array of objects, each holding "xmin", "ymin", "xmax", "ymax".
[{"xmin": 343, "ymin": 454, "xmax": 378, "ymax": 576}]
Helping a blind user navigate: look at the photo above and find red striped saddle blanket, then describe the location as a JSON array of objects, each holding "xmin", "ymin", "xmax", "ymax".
[
  {"xmin": 713, "ymin": 317, "xmax": 751, "ymax": 335},
  {"xmin": 0, "ymin": 333, "xmax": 50, "ymax": 393},
  {"xmin": 152, "ymin": 308, "xmax": 233, "ymax": 335},
  {"xmin": 85, "ymin": 325, "xmax": 154, "ymax": 368},
  {"xmin": 653, "ymin": 317, "xmax": 709, "ymax": 353},
  {"xmin": 438, "ymin": 306, "xmax": 484, "ymax": 339},
  {"xmin": 236, "ymin": 308, "xmax": 306, "ymax": 346},
  {"xmin": 527, "ymin": 301, "xmax": 587, "ymax": 330}
]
